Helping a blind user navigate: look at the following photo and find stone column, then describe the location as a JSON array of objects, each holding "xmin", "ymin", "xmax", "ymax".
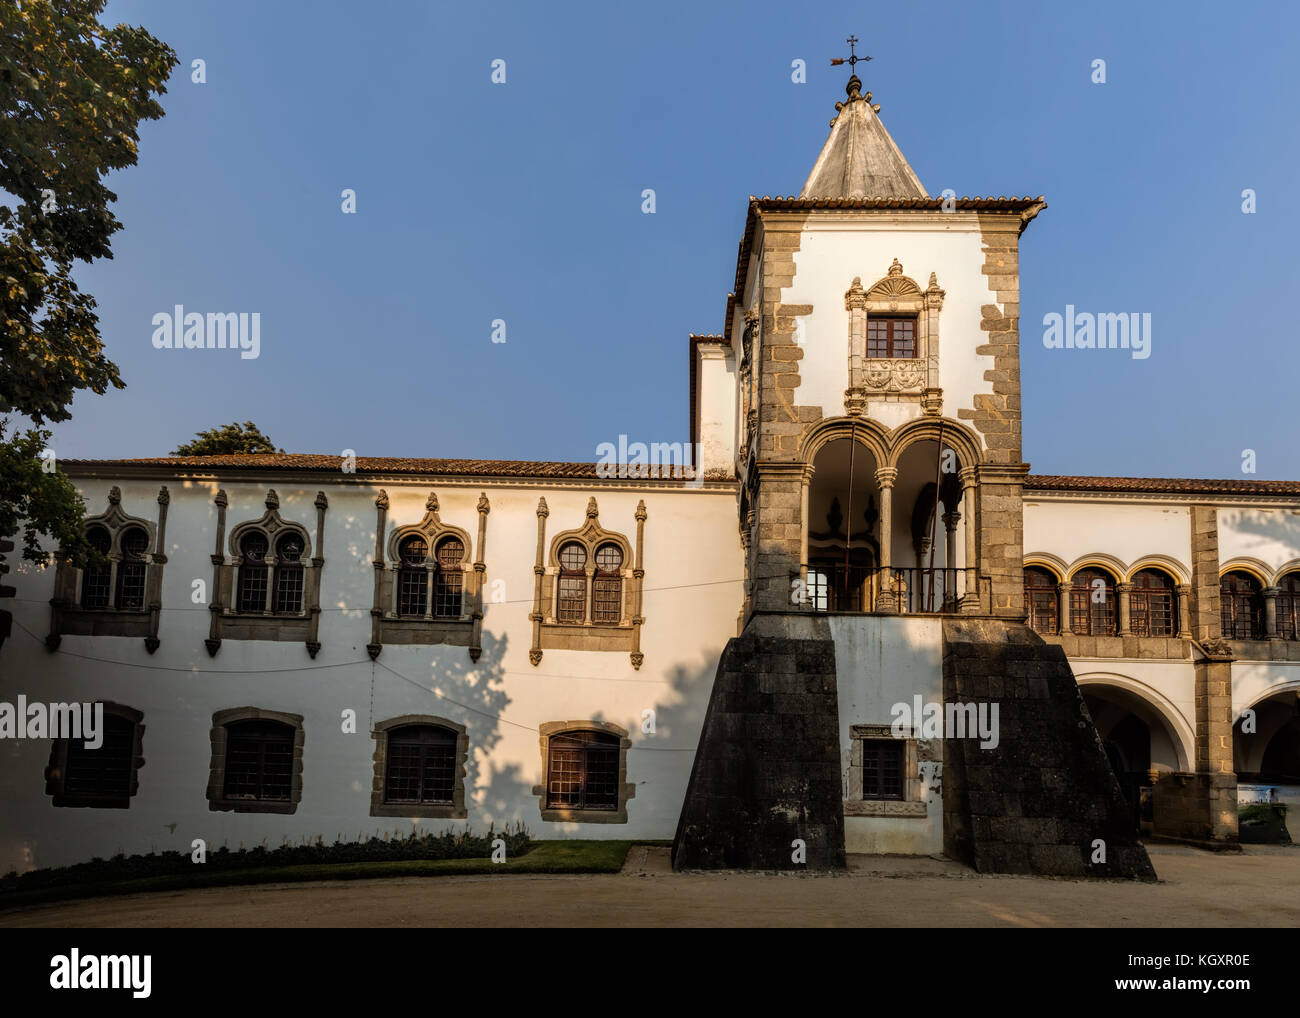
[
  {"xmin": 874, "ymin": 467, "xmax": 897, "ymax": 612},
  {"xmin": 1175, "ymin": 583, "xmax": 1192, "ymax": 638},
  {"xmin": 942, "ymin": 510, "xmax": 960, "ymax": 609},
  {"xmin": 1116, "ymin": 582, "xmax": 1133, "ymax": 636},
  {"xmin": 529, "ymin": 498, "xmax": 548, "ymax": 666},
  {"xmin": 630, "ymin": 500, "xmax": 647, "ymax": 669},
  {"xmin": 959, "ymin": 467, "xmax": 979, "ymax": 613},
  {"xmin": 306, "ymin": 491, "xmax": 327, "ymax": 657},
  {"xmin": 470, "ymin": 494, "xmax": 490, "ymax": 662},
  {"xmin": 145, "ymin": 486, "xmax": 169, "ymax": 654},
  {"xmin": 368, "ymin": 491, "xmax": 388, "ymax": 660},
  {"xmin": 1057, "ymin": 582, "xmax": 1072, "ymax": 635},
  {"xmin": 1263, "ymin": 586, "xmax": 1279, "ymax": 639},
  {"xmin": 205, "ymin": 489, "xmax": 228, "ymax": 657}
]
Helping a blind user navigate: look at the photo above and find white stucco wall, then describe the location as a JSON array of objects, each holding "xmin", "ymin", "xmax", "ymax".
[
  {"xmin": 1218, "ymin": 506, "xmax": 1300, "ymax": 581},
  {"xmin": 829, "ymin": 615, "xmax": 944, "ymax": 855},
  {"xmin": 1023, "ymin": 500, "xmax": 1192, "ymax": 580},
  {"xmin": 784, "ymin": 218, "xmax": 995, "ymax": 439},
  {"xmin": 0, "ymin": 477, "xmax": 744, "ymax": 872}
]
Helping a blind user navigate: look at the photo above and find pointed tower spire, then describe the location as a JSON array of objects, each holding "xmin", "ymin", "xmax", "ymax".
[{"xmin": 801, "ymin": 42, "xmax": 926, "ymax": 200}]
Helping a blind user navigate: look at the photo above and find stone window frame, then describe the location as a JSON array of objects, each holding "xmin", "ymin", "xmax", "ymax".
[
  {"xmin": 844, "ymin": 723, "xmax": 927, "ymax": 818},
  {"xmin": 382, "ymin": 493, "xmax": 476, "ymax": 623},
  {"xmin": 531, "ymin": 720, "xmax": 635, "ymax": 825},
  {"xmin": 369, "ymin": 714, "xmax": 469, "ymax": 819},
  {"xmin": 366, "ymin": 490, "xmax": 491, "ymax": 661},
  {"xmin": 529, "ymin": 497, "xmax": 648, "ymax": 668},
  {"xmin": 206, "ymin": 489, "xmax": 327, "ymax": 658},
  {"xmin": 206, "ymin": 706, "xmax": 305, "ymax": 814},
  {"xmin": 43, "ymin": 702, "xmax": 145, "ymax": 809},
  {"xmin": 843, "ymin": 258, "xmax": 945, "ymax": 416},
  {"xmin": 46, "ymin": 486, "xmax": 170, "ymax": 654}
]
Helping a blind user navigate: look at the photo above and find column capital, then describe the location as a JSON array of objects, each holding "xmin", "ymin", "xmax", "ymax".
[
  {"xmin": 875, "ymin": 466, "xmax": 898, "ymax": 488},
  {"xmin": 1116, "ymin": 582, "xmax": 1133, "ymax": 593},
  {"xmin": 958, "ymin": 466, "xmax": 979, "ymax": 488},
  {"xmin": 1263, "ymin": 586, "xmax": 1280, "ymax": 597}
]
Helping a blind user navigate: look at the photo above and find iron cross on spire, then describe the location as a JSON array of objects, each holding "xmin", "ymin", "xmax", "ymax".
[{"xmin": 830, "ymin": 35, "xmax": 871, "ymax": 71}]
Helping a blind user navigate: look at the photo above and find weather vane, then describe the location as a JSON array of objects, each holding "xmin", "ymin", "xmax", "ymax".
[{"xmin": 830, "ymin": 35, "xmax": 871, "ymax": 72}]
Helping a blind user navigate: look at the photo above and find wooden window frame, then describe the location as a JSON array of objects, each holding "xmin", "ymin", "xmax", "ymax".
[
  {"xmin": 1023, "ymin": 566, "xmax": 1059, "ymax": 635},
  {"xmin": 44, "ymin": 703, "xmax": 145, "ymax": 809},
  {"xmin": 1070, "ymin": 568, "xmax": 1117, "ymax": 636},
  {"xmin": 206, "ymin": 707, "xmax": 304, "ymax": 814},
  {"xmin": 370, "ymin": 715, "xmax": 469, "ymax": 819},
  {"xmin": 1130, "ymin": 568, "xmax": 1176, "ymax": 638},
  {"xmin": 1221, "ymin": 571, "xmax": 1265, "ymax": 640},
  {"xmin": 533, "ymin": 720, "xmax": 634, "ymax": 824},
  {"xmin": 866, "ymin": 315, "xmax": 917, "ymax": 359}
]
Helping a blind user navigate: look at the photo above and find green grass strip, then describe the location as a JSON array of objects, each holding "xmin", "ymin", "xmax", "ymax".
[{"xmin": 0, "ymin": 841, "xmax": 633, "ymax": 912}]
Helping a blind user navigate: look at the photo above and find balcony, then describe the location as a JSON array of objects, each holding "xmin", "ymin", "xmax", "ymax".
[{"xmin": 801, "ymin": 564, "xmax": 975, "ymax": 615}]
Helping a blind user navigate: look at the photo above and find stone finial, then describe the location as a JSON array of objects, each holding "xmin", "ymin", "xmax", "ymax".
[
  {"xmin": 888, "ymin": 258, "xmax": 903, "ymax": 277},
  {"xmin": 426, "ymin": 491, "xmax": 439, "ymax": 513},
  {"xmin": 844, "ymin": 276, "xmax": 866, "ymax": 310},
  {"xmin": 108, "ymin": 486, "xmax": 122, "ymax": 505},
  {"xmin": 635, "ymin": 500, "xmax": 647, "ymax": 522},
  {"xmin": 314, "ymin": 491, "xmax": 328, "ymax": 510},
  {"xmin": 265, "ymin": 489, "xmax": 280, "ymax": 510},
  {"xmin": 586, "ymin": 497, "xmax": 599, "ymax": 519},
  {"xmin": 375, "ymin": 489, "xmax": 389, "ymax": 510},
  {"xmin": 477, "ymin": 493, "xmax": 490, "ymax": 514},
  {"xmin": 157, "ymin": 485, "xmax": 170, "ymax": 506},
  {"xmin": 536, "ymin": 497, "xmax": 549, "ymax": 518},
  {"xmin": 214, "ymin": 488, "xmax": 228, "ymax": 508}
]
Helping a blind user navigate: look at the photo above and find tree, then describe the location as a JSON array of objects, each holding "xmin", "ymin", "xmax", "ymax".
[
  {"xmin": 0, "ymin": 0, "xmax": 176, "ymax": 562},
  {"xmin": 0, "ymin": 421, "xmax": 92, "ymax": 564},
  {"xmin": 172, "ymin": 422, "xmax": 283, "ymax": 456}
]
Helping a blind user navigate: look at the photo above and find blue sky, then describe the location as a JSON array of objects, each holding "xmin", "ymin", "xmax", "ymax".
[{"xmin": 43, "ymin": 0, "xmax": 1300, "ymax": 479}]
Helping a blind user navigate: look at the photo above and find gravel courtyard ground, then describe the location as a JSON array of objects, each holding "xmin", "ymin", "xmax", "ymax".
[{"xmin": 2, "ymin": 843, "xmax": 1297, "ymax": 928}]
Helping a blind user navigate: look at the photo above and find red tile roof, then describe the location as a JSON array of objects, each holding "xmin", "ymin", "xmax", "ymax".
[
  {"xmin": 1024, "ymin": 475, "xmax": 1300, "ymax": 497},
  {"xmin": 61, "ymin": 457, "xmax": 1300, "ymax": 497}
]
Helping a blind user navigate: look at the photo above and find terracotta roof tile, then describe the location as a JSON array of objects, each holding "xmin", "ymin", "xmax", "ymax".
[
  {"xmin": 1024, "ymin": 475, "xmax": 1300, "ymax": 497},
  {"xmin": 63, "ymin": 454, "xmax": 704, "ymax": 481}
]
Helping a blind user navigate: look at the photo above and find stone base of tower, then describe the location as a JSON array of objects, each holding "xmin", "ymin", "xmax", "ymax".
[
  {"xmin": 671, "ymin": 614, "xmax": 847, "ymax": 870},
  {"xmin": 941, "ymin": 619, "xmax": 1157, "ymax": 880}
]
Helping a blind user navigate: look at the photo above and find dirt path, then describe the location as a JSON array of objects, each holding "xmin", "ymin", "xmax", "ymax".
[{"xmin": 3, "ymin": 844, "xmax": 1298, "ymax": 928}]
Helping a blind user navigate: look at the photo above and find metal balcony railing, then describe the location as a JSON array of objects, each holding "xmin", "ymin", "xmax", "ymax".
[{"xmin": 801, "ymin": 565, "xmax": 975, "ymax": 615}]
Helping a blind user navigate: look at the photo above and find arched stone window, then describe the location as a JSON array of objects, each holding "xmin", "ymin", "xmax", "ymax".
[
  {"xmin": 1070, "ymin": 567, "xmax": 1117, "ymax": 636},
  {"xmin": 207, "ymin": 489, "xmax": 328, "ymax": 658},
  {"xmin": 81, "ymin": 525, "xmax": 113, "ymax": 610},
  {"xmin": 433, "ymin": 535, "xmax": 466, "ymax": 618},
  {"xmin": 367, "ymin": 491, "xmax": 489, "ymax": 661},
  {"xmin": 1130, "ymin": 568, "xmax": 1176, "ymax": 637},
  {"xmin": 396, "ymin": 535, "xmax": 429, "ymax": 617},
  {"xmin": 557, "ymin": 541, "xmax": 588, "ymax": 622},
  {"xmin": 48, "ymin": 486, "xmax": 170, "ymax": 653},
  {"xmin": 530, "ymin": 497, "xmax": 647, "ymax": 667},
  {"xmin": 1023, "ymin": 566, "xmax": 1059, "ymax": 635},
  {"xmin": 272, "ymin": 532, "xmax": 305, "ymax": 613},
  {"xmin": 114, "ymin": 527, "xmax": 150, "ymax": 610},
  {"xmin": 592, "ymin": 543, "xmax": 624, "ymax": 625},
  {"xmin": 1221, "ymin": 571, "xmax": 1265, "ymax": 640},
  {"xmin": 1277, "ymin": 572, "xmax": 1300, "ymax": 640},
  {"xmin": 236, "ymin": 531, "xmax": 270, "ymax": 612}
]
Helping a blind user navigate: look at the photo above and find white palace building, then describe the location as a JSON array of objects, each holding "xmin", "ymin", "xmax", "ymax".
[{"xmin": 2, "ymin": 71, "xmax": 1296, "ymax": 877}]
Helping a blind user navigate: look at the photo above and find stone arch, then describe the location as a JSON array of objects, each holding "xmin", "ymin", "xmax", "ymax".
[
  {"xmin": 886, "ymin": 416, "xmax": 982, "ymax": 471},
  {"xmin": 1219, "ymin": 557, "xmax": 1272, "ymax": 586},
  {"xmin": 1023, "ymin": 552, "xmax": 1068, "ymax": 582},
  {"xmin": 1075, "ymin": 672, "xmax": 1195, "ymax": 772},
  {"xmin": 800, "ymin": 416, "xmax": 889, "ymax": 469},
  {"xmin": 1270, "ymin": 559, "xmax": 1300, "ymax": 586},
  {"xmin": 1066, "ymin": 554, "xmax": 1127, "ymax": 582},
  {"xmin": 1124, "ymin": 555, "xmax": 1191, "ymax": 585}
]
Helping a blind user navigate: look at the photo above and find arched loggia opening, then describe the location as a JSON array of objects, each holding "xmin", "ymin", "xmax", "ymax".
[
  {"xmin": 891, "ymin": 438, "xmax": 969, "ymax": 613},
  {"xmin": 1080, "ymin": 681, "xmax": 1189, "ymax": 836},
  {"xmin": 805, "ymin": 438, "xmax": 880, "ymax": 611}
]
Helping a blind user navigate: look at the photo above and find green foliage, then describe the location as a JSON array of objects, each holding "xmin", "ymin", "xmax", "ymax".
[
  {"xmin": 172, "ymin": 420, "xmax": 283, "ymax": 456},
  {"xmin": 0, "ymin": 0, "xmax": 178, "ymax": 423},
  {"xmin": 0, "ymin": 420, "xmax": 91, "ymax": 564},
  {"xmin": 0, "ymin": 823, "xmax": 534, "ymax": 895}
]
